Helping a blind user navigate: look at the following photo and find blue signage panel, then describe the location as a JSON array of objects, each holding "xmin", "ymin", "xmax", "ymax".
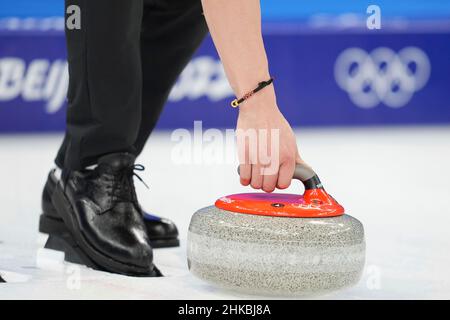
[{"xmin": 0, "ymin": 27, "xmax": 449, "ymax": 132}]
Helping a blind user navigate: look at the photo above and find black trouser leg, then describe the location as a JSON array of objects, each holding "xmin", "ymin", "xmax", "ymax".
[
  {"xmin": 133, "ymin": 0, "xmax": 208, "ymax": 155},
  {"xmin": 56, "ymin": 0, "xmax": 208, "ymax": 169},
  {"xmin": 56, "ymin": 0, "xmax": 144, "ymax": 170}
]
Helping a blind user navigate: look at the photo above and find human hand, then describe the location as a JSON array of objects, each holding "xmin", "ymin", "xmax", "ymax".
[{"xmin": 236, "ymin": 94, "xmax": 302, "ymax": 192}]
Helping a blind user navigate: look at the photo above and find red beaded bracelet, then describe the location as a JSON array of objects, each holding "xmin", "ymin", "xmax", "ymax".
[{"xmin": 231, "ymin": 78, "xmax": 274, "ymax": 108}]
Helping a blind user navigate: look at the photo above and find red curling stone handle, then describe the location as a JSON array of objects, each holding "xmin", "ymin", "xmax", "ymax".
[{"xmin": 225, "ymin": 163, "xmax": 344, "ymax": 217}]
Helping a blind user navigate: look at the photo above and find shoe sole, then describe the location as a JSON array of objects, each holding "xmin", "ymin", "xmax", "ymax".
[{"xmin": 40, "ymin": 213, "xmax": 179, "ymax": 249}]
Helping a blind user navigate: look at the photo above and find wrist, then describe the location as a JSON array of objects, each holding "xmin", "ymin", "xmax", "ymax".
[
  {"xmin": 232, "ymin": 71, "xmax": 270, "ymax": 96},
  {"xmin": 237, "ymin": 84, "xmax": 278, "ymax": 114}
]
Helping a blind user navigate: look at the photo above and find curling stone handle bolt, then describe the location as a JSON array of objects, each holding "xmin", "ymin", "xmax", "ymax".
[{"xmin": 237, "ymin": 163, "xmax": 324, "ymax": 190}]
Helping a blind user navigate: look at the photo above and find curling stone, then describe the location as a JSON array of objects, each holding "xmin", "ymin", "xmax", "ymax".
[{"xmin": 187, "ymin": 164, "xmax": 365, "ymax": 296}]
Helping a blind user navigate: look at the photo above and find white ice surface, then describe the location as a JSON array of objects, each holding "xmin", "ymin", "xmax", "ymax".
[{"xmin": 0, "ymin": 126, "xmax": 449, "ymax": 299}]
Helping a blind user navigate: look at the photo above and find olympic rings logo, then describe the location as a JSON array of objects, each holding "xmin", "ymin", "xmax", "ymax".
[{"xmin": 334, "ymin": 47, "xmax": 431, "ymax": 108}]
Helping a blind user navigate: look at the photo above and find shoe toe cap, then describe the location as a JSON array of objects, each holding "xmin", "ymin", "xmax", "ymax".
[{"xmin": 144, "ymin": 214, "xmax": 179, "ymax": 239}]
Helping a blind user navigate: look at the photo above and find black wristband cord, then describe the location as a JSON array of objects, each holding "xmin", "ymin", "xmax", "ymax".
[{"xmin": 231, "ymin": 78, "xmax": 274, "ymax": 108}]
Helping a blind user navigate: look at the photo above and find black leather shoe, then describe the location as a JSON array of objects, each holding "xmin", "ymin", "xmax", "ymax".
[
  {"xmin": 40, "ymin": 153, "xmax": 161, "ymax": 276},
  {"xmin": 41, "ymin": 170, "xmax": 179, "ymax": 248}
]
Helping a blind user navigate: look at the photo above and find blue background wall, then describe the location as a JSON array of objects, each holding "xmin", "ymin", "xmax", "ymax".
[
  {"xmin": 1, "ymin": 1, "xmax": 449, "ymax": 132},
  {"xmin": 1, "ymin": 0, "xmax": 450, "ymax": 20}
]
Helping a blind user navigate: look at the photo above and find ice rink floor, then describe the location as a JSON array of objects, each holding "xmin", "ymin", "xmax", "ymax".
[{"xmin": 0, "ymin": 126, "xmax": 449, "ymax": 299}]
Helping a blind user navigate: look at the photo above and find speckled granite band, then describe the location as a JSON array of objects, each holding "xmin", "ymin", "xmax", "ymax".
[{"xmin": 187, "ymin": 206, "xmax": 365, "ymax": 296}]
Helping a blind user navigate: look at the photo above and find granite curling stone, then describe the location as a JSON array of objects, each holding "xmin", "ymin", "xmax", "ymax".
[{"xmin": 187, "ymin": 164, "xmax": 365, "ymax": 296}]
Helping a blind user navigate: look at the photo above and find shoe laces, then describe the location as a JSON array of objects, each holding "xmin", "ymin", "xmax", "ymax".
[{"xmin": 108, "ymin": 164, "xmax": 149, "ymax": 205}]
